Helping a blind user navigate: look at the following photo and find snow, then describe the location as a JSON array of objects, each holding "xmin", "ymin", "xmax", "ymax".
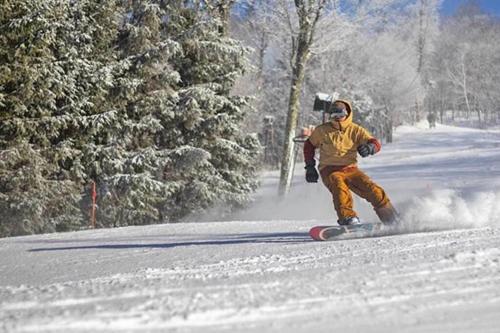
[{"xmin": 2, "ymin": 123, "xmax": 500, "ymax": 332}]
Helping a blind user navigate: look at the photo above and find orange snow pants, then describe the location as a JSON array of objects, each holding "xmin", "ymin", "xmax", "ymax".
[{"xmin": 320, "ymin": 166, "xmax": 397, "ymax": 224}]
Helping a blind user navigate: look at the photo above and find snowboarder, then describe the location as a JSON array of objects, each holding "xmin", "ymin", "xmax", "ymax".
[{"xmin": 303, "ymin": 99, "xmax": 398, "ymax": 226}]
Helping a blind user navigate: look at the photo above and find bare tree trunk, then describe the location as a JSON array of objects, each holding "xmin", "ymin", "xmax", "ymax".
[
  {"xmin": 415, "ymin": 99, "xmax": 421, "ymax": 123},
  {"xmin": 256, "ymin": 32, "xmax": 268, "ymax": 88},
  {"xmin": 460, "ymin": 55, "xmax": 472, "ymax": 120},
  {"xmin": 439, "ymin": 98, "xmax": 445, "ymax": 124},
  {"xmin": 414, "ymin": 0, "xmax": 427, "ymax": 126},
  {"xmin": 439, "ymin": 84, "xmax": 445, "ymax": 124},
  {"xmin": 206, "ymin": 0, "xmax": 234, "ymax": 36},
  {"xmin": 386, "ymin": 120, "xmax": 393, "ymax": 143},
  {"xmin": 384, "ymin": 104, "xmax": 393, "ymax": 143},
  {"xmin": 416, "ymin": 0, "xmax": 427, "ymax": 74},
  {"xmin": 277, "ymin": 0, "xmax": 325, "ymax": 197},
  {"xmin": 278, "ymin": 46, "xmax": 309, "ymax": 196}
]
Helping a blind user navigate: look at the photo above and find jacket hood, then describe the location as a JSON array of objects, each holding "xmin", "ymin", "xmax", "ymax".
[{"xmin": 331, "ymin": 99, "xmax": 353, "ymax": 127}]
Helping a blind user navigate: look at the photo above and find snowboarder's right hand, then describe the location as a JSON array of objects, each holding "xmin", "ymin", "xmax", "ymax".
[
  {"xmin": 305, "ymin": 160, "xmax": 319, "ymax": 183},
  {"xmin": 357, "ymin": 142, "xmax": 376, "ymax": 157}
]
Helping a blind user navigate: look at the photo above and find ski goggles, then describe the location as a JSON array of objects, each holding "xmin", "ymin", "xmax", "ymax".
[{"xmin": 329, "ymin": 106, "xmax": 348, "ymax": 118}]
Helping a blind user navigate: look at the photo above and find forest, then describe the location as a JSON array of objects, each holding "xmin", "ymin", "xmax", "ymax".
[{"xmin": 1, "ymin": 0, "xmax": 499, "ymax": 237}]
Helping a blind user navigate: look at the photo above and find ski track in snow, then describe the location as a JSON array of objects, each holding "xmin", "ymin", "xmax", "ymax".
[{"xmin": 2, "ymin": 124, "xmax": 500, "ymax": 333}]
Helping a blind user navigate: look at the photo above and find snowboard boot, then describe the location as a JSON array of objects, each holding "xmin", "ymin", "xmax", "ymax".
[
  {"xmin": 338, "ymin": 216, "xmax": 361, "ymax": 226},
  {"xmin": 375, "ymin": 202, "xmax": 400, "ymax": 225}
]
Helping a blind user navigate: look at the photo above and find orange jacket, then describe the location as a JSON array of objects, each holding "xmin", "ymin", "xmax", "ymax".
[{"xmin": 304, "ymin": 99, "xmax": 380, "ymax": 170}]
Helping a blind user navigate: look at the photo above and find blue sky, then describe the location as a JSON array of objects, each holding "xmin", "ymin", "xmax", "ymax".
[{"xmin": 441, "ymin": 0, "xmax": 500, "ymax": 16}]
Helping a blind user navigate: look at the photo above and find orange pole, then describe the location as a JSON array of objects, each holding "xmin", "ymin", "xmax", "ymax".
[{"xmin": 90, "ymin": 181, "xmax": 97, "ymax": 228}]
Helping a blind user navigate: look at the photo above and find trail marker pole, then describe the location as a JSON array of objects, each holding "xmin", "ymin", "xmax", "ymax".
[{"xmin": 90, "ymin": 181, "xmax": 97, "ymax": 229}]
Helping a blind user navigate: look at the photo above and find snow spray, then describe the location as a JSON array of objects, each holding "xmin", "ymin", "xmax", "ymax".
[{"xmin": 399, "ymin": 189, "xmax": 500, "ymax": 232}]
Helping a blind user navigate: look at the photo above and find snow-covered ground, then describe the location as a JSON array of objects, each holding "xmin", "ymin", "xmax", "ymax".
[{"xmin": 2, "ymin": 123, "xmax": 500, "ymax": 332}]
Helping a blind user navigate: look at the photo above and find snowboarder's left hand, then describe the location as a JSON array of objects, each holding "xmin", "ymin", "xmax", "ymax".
[{"xmin": 357, "ymin": 143, "xmax": 376, "ymax": 157}]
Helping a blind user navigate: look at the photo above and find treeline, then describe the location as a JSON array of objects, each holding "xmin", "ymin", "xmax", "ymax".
[
  {"xmin": 2, "ymin": 0, "xmax": 498, "ymax": 236},
  {"xmin": 0, "ymin": 0, "xmax": 260, "ymax": 237},
  {"xmin": 230, "ymin": 0, "xmax": 500, "ymax": 165},
  {"xmin": 430, "ymin": 4, "xmax": 500, "ymax": 127}
]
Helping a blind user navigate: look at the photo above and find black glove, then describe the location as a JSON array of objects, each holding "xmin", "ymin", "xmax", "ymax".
[
  {"xmin": 357, "ymin": 143, "xmax": 376, "ymax": 157},
  {"xmin": 305, "ymin": 160, "xmax": 319, "ymax": 183}
]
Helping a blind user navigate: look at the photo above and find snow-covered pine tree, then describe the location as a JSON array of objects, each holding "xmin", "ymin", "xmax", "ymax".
[
  {"xmin": 0, "ymin": 0, "xmax": 260, "ymax": 236},
  {"xmin": 83, "ymin": 0, "xmax": 184, "ymax": 227},
  {"xmin": 0, "ymin": 0, "xmax": 122, "ymax": 236},
  {"xmin": 93, "ymin": 0, "xmax": 260, "ymax": 225},
  {"xmin": 164, "ymin": 0, "xmax": 261, "ymax": 219}
]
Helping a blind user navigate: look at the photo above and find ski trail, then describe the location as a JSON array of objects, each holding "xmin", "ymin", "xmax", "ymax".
[
  {"xmin": 2, "ymin": 226, "xmax": 500, "ymax": 332},
  {"xmin": 2, "ymin": 125, "xmax": 500, "ymax": 332}
]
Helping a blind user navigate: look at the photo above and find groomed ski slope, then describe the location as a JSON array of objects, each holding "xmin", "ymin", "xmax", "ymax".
[{"xmin": 2, "ymin": 123, "xmax": 500, "ymax": 333}]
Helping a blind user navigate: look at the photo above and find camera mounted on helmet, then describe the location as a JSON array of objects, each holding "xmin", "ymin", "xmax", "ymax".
[{"xmin": 313, "ymin": 93, "xmax": 348, "ymax": 120}]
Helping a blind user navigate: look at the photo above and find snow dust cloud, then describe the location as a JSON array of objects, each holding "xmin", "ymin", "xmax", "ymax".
[
  {"xmin": 226, "ymin": 174, "xmax": 336, "ymax": 222},
  {"xmin": 228, "ymin": 177, "xmax": 500, "ymax": 236},
  {"xmin": 399, "ymin": 189, "xmax": 500, "ymax": 232},
  {"xmin": 188, "ymin": 123, "xmax": 500, "ymax": 228}
]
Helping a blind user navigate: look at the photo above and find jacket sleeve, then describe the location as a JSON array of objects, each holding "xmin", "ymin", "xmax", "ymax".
[
  {"xmin": 355, "ymin": 125, "xmax": 381, "ymax": 153},
  {"xmin": 367, "ymin": 137, "xmax": 381, "ymax": 154},
  {"xmin": 303, "ymin": 139, "xmax": 316, "ymax": 163},
  {"xmin": 303, "ymin": 127, "xmax": 321, "ymax": 163}
]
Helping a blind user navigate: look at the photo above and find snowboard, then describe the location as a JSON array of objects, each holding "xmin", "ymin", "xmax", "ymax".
[{"xmin": 309, "ymin": 223, "xmax": 385, "ymax": 241}]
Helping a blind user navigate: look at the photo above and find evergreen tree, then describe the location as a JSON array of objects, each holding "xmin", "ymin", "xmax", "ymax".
[
  {"xmin": 0, "ymin": 0, "xmax": 260, "ymax": 237},
  {"xmin": 108, "ymin": 0, "xmax": 261, "ymax": 223},
  {"xmin": 0, "ymin": 0, "xmax": 122, "ymax": 235},
  {"xmin": 85, "ymin": 0, "xmax": 183, "ymax": 226},
  {"xmin": 166, "ymin": 1, "xmax": 260, "ymax": 218}
]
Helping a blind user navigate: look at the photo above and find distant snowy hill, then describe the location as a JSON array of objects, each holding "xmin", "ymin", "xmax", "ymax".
[{"xmin": 2, "ymin": 123, "xmax": 500, "ymax": 332}]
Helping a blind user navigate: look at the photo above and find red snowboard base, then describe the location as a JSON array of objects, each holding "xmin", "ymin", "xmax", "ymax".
[{"xmin": 309, "ymin": 223, "xmax": 384, "ymax": 241}]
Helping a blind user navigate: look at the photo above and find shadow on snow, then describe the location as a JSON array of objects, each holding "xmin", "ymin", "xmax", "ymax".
[{"xmin": 28, "ymin": 232, "xmax": 312, "ymax": 252}]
